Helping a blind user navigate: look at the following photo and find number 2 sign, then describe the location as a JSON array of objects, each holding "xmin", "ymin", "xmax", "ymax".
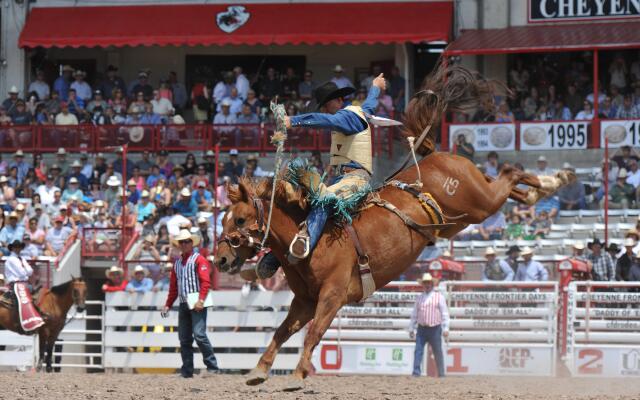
[{"xmin": 577, "ymin": 349, "xmax": 603, "ymax": 375}]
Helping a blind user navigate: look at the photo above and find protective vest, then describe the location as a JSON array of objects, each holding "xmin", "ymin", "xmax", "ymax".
[
  {"xmin": 330, "ymin": 105, "xmax": 373, "ymax": 174},
  {"xmin": 484, "ymin": 260, "xmax": 506, "ymax": 281}
]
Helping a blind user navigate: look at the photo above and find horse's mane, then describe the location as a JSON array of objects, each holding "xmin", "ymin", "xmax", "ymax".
[
  {"xmin": 402, "ymin": 58, "xmax": 507, "ymax": 155},
  {"xmin": 50, "ymin": 280, "xmax": 73, "ymax": 295},
  {"xmin": 240, "ymin": 176, "xmax": 307, "ymax": 212}
]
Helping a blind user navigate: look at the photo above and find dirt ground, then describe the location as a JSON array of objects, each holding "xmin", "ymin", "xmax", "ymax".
[{"xmin": 1, "ymin": 373, "xmax": 639, "ymax": 400}]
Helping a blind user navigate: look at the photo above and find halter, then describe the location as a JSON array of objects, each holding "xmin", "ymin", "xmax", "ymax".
[{"xmin": 217, "ymin": 197, "xmax": 266, "ymax": 254}]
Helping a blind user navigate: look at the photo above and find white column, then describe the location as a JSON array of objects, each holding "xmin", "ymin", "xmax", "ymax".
[{"xmin": 1, "ymin": 0, "xmax": 28, "ymax": 97}]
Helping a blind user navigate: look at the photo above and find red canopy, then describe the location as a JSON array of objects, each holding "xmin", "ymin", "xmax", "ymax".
[
  {"xmin": 446, "ymin": 21, "xmax": 640, "ymax": 55},
  {"xmin": 19, "ymin": 2, "xmax": 453, "ymax": 48}
]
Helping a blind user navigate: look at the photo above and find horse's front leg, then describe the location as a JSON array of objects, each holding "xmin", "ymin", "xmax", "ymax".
[
  {"xmin": 245, "ymin": 296, "xmax": 316, "ymax": 386},
  {"xmin": 45, "ymin": 339, "xmax": 55, "ymax": 373},
  {"xmin": 37, "ymin": 335, "xmax": 46, "ymax": 372}
]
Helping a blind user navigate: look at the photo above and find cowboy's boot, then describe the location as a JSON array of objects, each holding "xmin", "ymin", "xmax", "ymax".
[
  {"xmin": 288, "ymin": 206, "xmax": 328, "ymax": 265},
  {"xmin": 256, "ymin": 251, "xmax": 281, "ymax": 279}
]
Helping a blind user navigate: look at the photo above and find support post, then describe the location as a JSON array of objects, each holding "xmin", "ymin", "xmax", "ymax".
[
  {"xmin": 604, "ymin": 137, "xmax": 609, "ymax": 246},
  {"xmin": 592, "ymin": 50, "xmax": 600, "ymax": 148}
]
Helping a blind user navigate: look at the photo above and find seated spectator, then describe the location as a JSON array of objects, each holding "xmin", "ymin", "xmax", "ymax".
[
  {"xmin": 504, "ymin": 213, "xmax": 524, "ymax": 240},
  {"xmin": 34, "ymin": 204, "xmax": 50, "ymax": 231},
  {"xmin": 213, "ymin": 99, "xmax": 237, "ymax": 126},
  {"xmin": 606, "ymin": 168, "xmax": 635, "ymax": 209},
  {"xmin": 482, "ymin": 247, "xmax": 514, "ymax": 281},
  {"xmin": 626, "ymin": 160, "xmax": 640, "ymax": 196},
  {"xmin": 245, "ymin": 89, "xmax": 263, "ymax": 115},
  {"xmin": 102, "ymin": 265, "xmax": 128, "ymax": 292},
  {"xmin": 173, "ymin": 187, "xmax": 197, "ymax": 218},
  {"xmin": 197, "ymin": 216, "xmax": 213, "ymax": 254},
  {"xmin": 153, "ymin": 260, "xmax": 173, "ymax": 292},
  {"xmin": 181, "ymin": 153, "xmax": 198, "ymax": 176},
  {"xmin": 611, "ymin": 145, "xmax": 640, "ymax": 170},
  {"xmin": 126, "ymin": 265, "xmax": 154, "ymax": 293},
  {"xmin": 375, "ymin": 88, "xmax": 394, "ymax": 118},
  {"xmin": 0, "ymin": 212, "xmax": 25, "ymax": 255},
  {"xmin": 575, "ymin": 100, "xmax": 594, "ymax": 120},
  {"xmin": 534, "ymin": 194, "xmax": 559, "ymax": 220},
  {"xmin": 237, "ymin": 103, "xmax": 259, "ymax": 124},
  {"xmin": 527, "ymin": 210, "xmax": 551, "ymax": 239},
  {"xmin": 599, "ymin": 96, "xmax": 617, "ymax": 118},
  {"xmin": 455, "ymin": 223, "xmax": 479, "ymax": 241},
  {"xmin": 245, "ymin": 154, "xmax": 273, "ymax": 178},
  {"xmin": 484, "ymin": 151, "xmax": 500, "ymax": 178},
  {"xmin": 86, "ymin": 90, "xmax": 107, "ymax": 114},
  {"xmin": 495, "ymin": 100, "xmax": 515, "ymax": 122},
  {"xmin": 155, "ymin": 224, "xmax": 171, "ymax": 255},
  {"xmin": 587, "ymin": 238, "xmax": 615, "ymax": 281},
  {"xmin": 151, "ymin": 89, "xmax": 174, "ymax": 117},
  {"xmin": 20, "ymin": 234, "xmax": 39, "ymax": 259},
  {"xmin": 127, "ymin": 179, "xmax": 140, "ymax": 204},
  {"xmin": 515, "ymin": 247, "xmax": 548, "ymax": 281},
  {"xmin": 55, "ymin": 102, "xmax": 79, "ymax": 125},
  {"xmin": 67, "ymin": 160, "xmax": 89, "ymax": 190},
  {"xmin": 25, "ymin": 217, "xmax": 45, "ymax": 254},
  {"xmin": 66, "ymin": 89, "xmax": 86, "ymax": 120},
  {"xmin": 453, "ymin": 133, "xmax": 475, "ymax": 162},
  {"xmin": 217, "ymin": 87, "xmax": 243, "ymax": 115},
  {"xmin": 477, "ymin": 210, "xmax": 505, "ymax": 240},
  {"xmin": 133, "ymin": 234, "xmax": 162, "ymax": 280},
  {"xmin": 193, "ymin": 181, "xmax": 212, "ymax": 211},
  {"xmin": 616, "ymin": 94, "xmax": 640, "ymax": 119},
  {"xmin": 552, "ymin": 98, "xmax": 572, "ymax": 120},
  {"xmin": 44, "ymin": 216, "xmax": 73, "ymax": 256},
  {"xmin": 61, "ymin": 177, "xmax": 83, "ymax": 202},
  {"xmin": 557, "ymin": 163, "xmax": 585, "ymax": 210},
  {"xmin": 136, "ymin": 190, "xmax": 156, "ymax": 222}
]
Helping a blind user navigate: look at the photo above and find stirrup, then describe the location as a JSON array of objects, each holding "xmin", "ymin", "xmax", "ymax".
[{"xmin": 288, "ymin": 232, "xmax": 310, "ymax": 261}]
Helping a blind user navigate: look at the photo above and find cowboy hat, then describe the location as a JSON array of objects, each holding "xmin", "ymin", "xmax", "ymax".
[
  {"xmin": 172, "ymin": 115, "xmax": 185, "ymax": 125},
  {"xmin": 172, "ymin": 229, "xmax": 201, "ymax": 247},
  {"xmin": 607, "ymin": 243, "xmax": 621, "ymax": 254},
  {"xmin": 71, "ymin": 160, "xmax": 82, "ymax": 168},
  {"xmin": 417, "ymin": 272, "xmax": 434, "ymax": 283},
  {"xmin": 62, "ymin": 65, "xmax": 75, "ymax": 72},
  {"xmin": 143, "ymin": 234, "xmax": 156, "ymax": 244},
  {"xmin": 57, "ymin": 147, "xmax": 67, "ymax": 155},
  {"xmin": 129, "ymin": 126, "xmax": 145, "ymax": 143},
  {"xmin": 180, "ymin": 188, "xmax": 191, "ymax": 197},
  {"xmin": 0, "ymin": 273, "xmax": 4, "ymax": 281},
  {"xmin": 197, "ymin": 216, "xmax": 208, "ymax": 224},
  {"xmin": 8, "ymin": 240, "xmax": 24, "ymax": 251},
  {"xmin": 507, "ymin": 245, "xmax": 521, "ymax": 255},
  {"xmin": 8, "ymin": 86, "xmax": 18, "ymax": 94},
  {"xmin": 484, "ymin": 247, "xmax": 496, "ymax": 256},
  {"xmin": 14, "ymin": 149, "xmax": 24, "ymax": 157},
  {"xmin": 624, "ymin": 237, "xmax": 637, "ymax": 247},
  {"xmin": 618, "ymin": 168, "xmax": 628, "ymax": 179},
  {"xmin": 587, "ymin": 238, "xmax": 604, "ymax": 249},
  {"xmin": 573, "ymin": 241, "xmax": 585, "ymax": 250},
  {"xmin": 132, "ymin": 265, "xmax": 147, "ymax": 275},
  {"xmin": 442, "ymin": 249, "xmax": 451, "ymax": 258},
  {"xmin": 106, "ymin": 176, "xmax": 121, "ymax": 187},
  {"xmin": 140, "ymin": 190, "xmax": 150, "ymax": 198},
  {"xmin": 309, "ymin": 81, "xmax": 355, "ymax": 111},
  {"xmin": 520, "ymin": 246, "xmax": 534, "ymax": 256},
  {"xmin": 105, "ymin": 265, "xmax": 123, "ymax": 278},
  {"xmin": 15, "ymin": 203, "xmax": 25, "ymax": 211}
]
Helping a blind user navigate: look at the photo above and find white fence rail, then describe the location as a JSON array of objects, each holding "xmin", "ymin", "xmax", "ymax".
[{"xmin": 0, "ymin": 331, "xmax": 37, "ymax": 371}]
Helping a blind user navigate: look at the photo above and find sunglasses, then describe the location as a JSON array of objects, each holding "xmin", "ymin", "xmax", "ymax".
[{"xmin": 178, "ymin": 239, "xmax": 191, "ymax": 244}]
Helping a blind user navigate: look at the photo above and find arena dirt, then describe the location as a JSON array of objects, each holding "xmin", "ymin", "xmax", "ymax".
[{"xmin": 1, "ymin": 373, "xmax": 639, "ymax": 399}]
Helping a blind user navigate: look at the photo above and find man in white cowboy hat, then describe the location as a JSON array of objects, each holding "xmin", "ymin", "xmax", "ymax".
[
  {"xmin": 408, "ymin": 272, "xmax": 449, "ymax": 377},
  {"xmin": 605, "ymin": 168, "xmax": 634, "ymax": 209},
  {"xmin": 570, "ymin": 241, "xmax": 589, "ymax": 263},
  {"xmin": 586, "ymin": 238, "xmax": 615, "ymax": 281},
  {"xmin": 67, "ymin": 159, "xmax": 89, "ymax": 190},
  {"xmin": 126, "ymin": 265, "xmax": 153, "ymax": 293},
  {"xmin": 173, "ymin": 187, "xmax": 198, "ymax": 218},
  {"xmin": 2, "ymin": 85, "xmax": 21, "ymax": 113},
  {"xmin": 54, "ymin": 65, "xmax": 74, "ymax": 101},
  {"xmin": 104, "ymin": 175, "xmax": 122, "ymax": 206},
  {"xmin": 70, "ymin": 70, "xmax": 92, "ymax": 102},
  {"xmin": 532, "ymin": 155, "xmax": 555, "ymax": 176},
  {"xmin": 62, "ymin": 176, "xmax": 83, "ymax": 202},
  {"xmin": 330, "ymin": 64, "xmax": 354, "ymax": 89},
  {"xmin": 482, "ymin": 247, "xmax": 514, "ymax": 281},
  {"xmin": 515, "ymin": 247, "xmax": 548, "ymax": 281},
  {"xmin": 102, "ymin": 265, "xmax": 127, "ymax": 292},
  {"xmin": 0, "ymin": 211, "xmax": 25, "ymax": 256},
  {"xmin": 10, "ymin": 150, "xmax": 29, "ymax": 185},
  {"xmin": 616, "ymin": 238, "xmax": 636, "ymax": 281},
  {"xmin": 162, "ymin": 229, "xmax": 219, "ymax": 377}
]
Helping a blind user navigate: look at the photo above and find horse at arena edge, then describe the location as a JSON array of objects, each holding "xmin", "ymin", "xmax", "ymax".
[
  {"xmin": 0, "ymin": 278, "xmax": 87, "ymax": 372},
  {"xmin": 215, "ymin": 62, "xmax": 574, "ymax": 390}
]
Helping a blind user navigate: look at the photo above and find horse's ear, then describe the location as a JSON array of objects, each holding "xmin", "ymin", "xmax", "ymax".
[{"xmin": 228, "ymin": 182, "xmax": 250, "ymax": 203}]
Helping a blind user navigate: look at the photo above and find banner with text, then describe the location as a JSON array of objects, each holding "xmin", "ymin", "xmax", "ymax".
[
  {"xmin": 449, "ymin": 124, "xmax": 516, "ymax": 152},
  {"xmin": 571, "ymin": 346, "xmax": 640, "ymax": 377},
  {"xmin": 529, "ymin": 0, "xmax": 640, "ymax": 22},
  {"xmin": 313, "ymin": 342, "xmax": 416, "ymax": 375},
  {"xmin": 446, "ymin": 345, "xmax": 555, "ymax": 376},
  {"xmin": 520, "ymin": 121, "xmax": 589, "ymax": 151},
  {"xmin": 601, "ymin": 119, "xmax": 640, "ymax": 148}
]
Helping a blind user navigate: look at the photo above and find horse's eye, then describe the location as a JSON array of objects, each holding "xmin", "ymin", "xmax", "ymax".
[{"xmin": 235, "ymin": 218, "xmax": 246, "ymax": 226}]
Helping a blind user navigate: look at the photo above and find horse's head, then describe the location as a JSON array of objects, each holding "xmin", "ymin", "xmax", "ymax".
[
  {"xmin": 71, "ymin": 277, "xmax": 87, "ymax": 312},
  {"xmin": 216, "ymin": 181, "xmax": 265, "ymax": 274}
]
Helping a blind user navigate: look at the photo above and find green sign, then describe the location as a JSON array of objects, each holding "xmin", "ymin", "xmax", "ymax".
[
  {"xmin": 365, "ymin": 348, "xmax": 376, "ymax": 361},
  {"xmin": 392, "ymin": 348, "xmax": 403, "ymax": 361}
]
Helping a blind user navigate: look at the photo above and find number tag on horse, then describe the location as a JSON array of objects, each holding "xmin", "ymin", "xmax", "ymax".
[{"xmin": 443, "ymin": 177, "xmax": 459, "ymax": 196}]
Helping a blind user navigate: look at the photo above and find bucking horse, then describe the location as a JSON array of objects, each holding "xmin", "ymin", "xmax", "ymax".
[{"xmin": 216, "ymin": 62, "xmax": 574, "ymax": 390}]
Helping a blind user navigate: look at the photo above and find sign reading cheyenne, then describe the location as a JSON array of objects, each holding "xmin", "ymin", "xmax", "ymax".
[{"xmin": 530, "ymin": 0, "xmax": 640, "ymax": 21}]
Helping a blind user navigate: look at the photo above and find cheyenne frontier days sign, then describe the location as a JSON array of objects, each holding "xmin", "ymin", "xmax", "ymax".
[{"xmin": 530, "ymin": 0, "xmax": 640, "ymax": 21}]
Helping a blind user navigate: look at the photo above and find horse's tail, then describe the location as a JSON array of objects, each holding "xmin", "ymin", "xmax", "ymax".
[{"xmin": 402, "ymin": 58, "xmax": 507, "ymax": 155}]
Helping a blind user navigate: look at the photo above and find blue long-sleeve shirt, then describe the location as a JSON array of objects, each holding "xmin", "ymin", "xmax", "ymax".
[
  {"xmin": 173, "ymin": 198, "xmax": 198, "ymax": 218},
  {"xmin": 126, "ymin": 277, "xmax": 153, "ymax": 293}
]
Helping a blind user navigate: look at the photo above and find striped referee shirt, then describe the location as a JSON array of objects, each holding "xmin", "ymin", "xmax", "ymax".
[
  {"xmin": 408, "ymin": 289, "xmax": 450, "ymax": 333},
  {"xmin": 164, "ymin": 251, "xmax": 212, "ymax": 307}
]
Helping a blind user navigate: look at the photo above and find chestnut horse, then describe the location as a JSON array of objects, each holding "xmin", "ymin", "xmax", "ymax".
[
  {"xmin": 0, "ymin": 278, "xmax": 87, "ymax": 372},
  {"xmin": 216, "ymin": 63, "xmax": 572, "ymax": 390}
]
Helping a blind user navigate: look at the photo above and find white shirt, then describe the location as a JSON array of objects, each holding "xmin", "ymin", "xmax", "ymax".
[
  {"xmin": 151, "ymin": 98, "xmax": 174, "ymax": 116},
  {"xmin": 28, "ymin": 80, "xmax": 50, "ymax": 100},
  {"xmin": 235, "ymin": 74, "xmax": 250, "ymax": 100},
  {"xmin": 213, "ymin": 81, "xmax": 229, "ymax": 104},
  {"xmin": 70, "ymin": 81, "xmax": 92, "ymax": 101},
  {"xmin": 4, "ymin": 252, "xmax": 33, "ymax": 283},
  {"xmin": 37, "ymin": 184, "xmax": 60, "ymax": 205},
  {"xmin": 166, "ymin": 214, "xmax": 191, "ymax": 236},
  {"xmin": 626, "ymin": 169, "xmax": 640, "ymax": 188},
  {"xmin": 55, "ymin": 112, "xmax": 79, "ymax": 125},
  {"xmin": 216, "ymin": 96, "xmax": 243, "ymax": 115},
  {"xmin": 213, "ymin": 112, "xmax": 237, "ymax": 125},
  {"xmin": 331, "ymin": 76, "xmax": 354, "ymax": 89},
  {"xmin": 575, "ymin": 111, "xmax": 594, "ymax": 120}
]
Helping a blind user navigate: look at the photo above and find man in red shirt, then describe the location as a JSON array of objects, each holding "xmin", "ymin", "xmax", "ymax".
[
  {"xmin": 102, "ymin": 265, "xmax": 127, "ymax": 292},
  {"xmin": 162, "ymin": 229, "xmax": 219, "ymax": 378}
]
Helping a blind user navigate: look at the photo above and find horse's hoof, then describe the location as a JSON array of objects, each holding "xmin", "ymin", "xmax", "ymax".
[
  {"xmin": 45, "ymin": 366, "xmax": 52, "ymax": 373},
  {"xmin": 281, "ymin": 376, "xmax": 305, "ymax": 392},
  {"xmin": 245, "ymin": 368, "xmax": 268, "ymax": 386}
]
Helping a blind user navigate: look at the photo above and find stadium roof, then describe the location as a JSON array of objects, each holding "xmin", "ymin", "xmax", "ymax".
[
  {"xmin": 445, "ymin": 21, "xmax": 640, "ymax": 55},
  {"xmin": 19, "ymin": 2, "xmax": 452, "ymax": 48}
]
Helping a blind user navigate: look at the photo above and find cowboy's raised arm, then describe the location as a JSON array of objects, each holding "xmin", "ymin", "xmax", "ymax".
[{"xmin": 286, "ymin": 108, "xmax": 366, "ymax": 135}]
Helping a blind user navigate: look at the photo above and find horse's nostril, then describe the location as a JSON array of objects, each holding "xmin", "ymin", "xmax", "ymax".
[{"xmin": 219, "ymin": 257, "xmax": 228, "ymax": 267}]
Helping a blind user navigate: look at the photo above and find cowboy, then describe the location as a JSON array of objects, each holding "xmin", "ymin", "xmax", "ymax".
[
  {"xmin": 503, "ymin": 245, "xmax": 521, "ymax": 275},
  {"xmin": 586, "ymin": 238, "xmax": 615, "ymax": 281},
  {"xmin": 126, "ymin": 265, "xmax": 153, "ymax": 293},
  {"xmin": 4, "ymin": 239, "xmax": 44, "ymax": 331},
  {"xmin": 616, "ymin": 238, "xmax": 636, "ymax": 281},
  {"xmin": 408, "ymin": 273, "xmax": 449, "ymax": 377},
  {"xmin": 102, "ymin": 265, "xmax": 127, "ymax": 292},
  {"xmin": 515, "ymin": 247, "xmax": 548, "ymax": 281},
  {"xmin": 283, "ymin": 74, "xmax": 386, "ymax": 264},
  {"xmin": 162, "ymin": 229, "xmax": 219, "ymax": 378},
  {"xmin": 482, "ymin": 247, "xmax": 514, "ymax": 281}
]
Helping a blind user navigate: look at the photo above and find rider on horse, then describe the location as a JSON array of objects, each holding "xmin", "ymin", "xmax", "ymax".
[
  {"xmin": 3, "ymin": 239, "xmax": 44, "ymax": 331},
  {"xmin": 258, "ymin": 73, "xmax": 387, "ymax": 274}
]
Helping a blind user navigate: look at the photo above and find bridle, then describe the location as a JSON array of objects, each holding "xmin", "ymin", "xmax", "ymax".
[{"xmin": 217, "ymin": 197, "xmax": 267, "ymax": 256}]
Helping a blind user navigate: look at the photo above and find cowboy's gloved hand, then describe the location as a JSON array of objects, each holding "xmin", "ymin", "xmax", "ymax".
[{"xmin": 372, "ymin": 73, "xmax": 386, "ymax": 91}]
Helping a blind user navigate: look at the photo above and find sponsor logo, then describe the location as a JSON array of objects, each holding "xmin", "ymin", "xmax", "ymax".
[
  {"xmin": 499, "ymin": 348, "xmax": 532, "ymax": 369},
  {"xmin": 392, "ymin": 348, "xmax": 403, "ymax": 361},
  {"xmin": 621, "ymin": 349, "xmax": 640, "ymax": 376},
  {"xmin": 365, "ymin": 348, "xmax": 376, "ymax": 361},
  {"xmin": 216, "ymin": 6, "xmax": 250, "ymax": 33}
]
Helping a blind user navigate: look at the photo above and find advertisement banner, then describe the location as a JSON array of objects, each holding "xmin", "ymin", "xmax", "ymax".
[
  {"xmin": 572, "ymin": 346, "xmax": 640, "ymax": 377},
  {"xmin": 449, "ymin": 124, "xmax": 516, "ymax": 152},
  {"xmin": 529, "ymin": 0, "xmax": 640, "ymax": 22},
  {"xmin": 601, "ymin": 119, "xmax": 640, "ymax": 148},
  {"xmin": 520, "ymin": 121, "xmax": 589, "ymax": 151},
  {"xmin": 312, "ymin": 342, "xmax": 416, "ymax": 375},
  {"xmin": 446, "ymin": 346, "xmax": 555, "ymax": 376}
]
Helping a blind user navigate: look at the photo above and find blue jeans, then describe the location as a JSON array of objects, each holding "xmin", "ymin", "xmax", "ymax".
[
  {"xmin": 178, "ymin": 302, "xmax": 218, "ymax": 376},
  {"xmin": 412, "ymin": 325, "xmax": 444, "ymax": 377}
]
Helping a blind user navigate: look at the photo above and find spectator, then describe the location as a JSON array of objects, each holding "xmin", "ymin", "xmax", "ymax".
[
  {"xmin": 495, "ymin": 101, "xmax": 515, "ymax": 122},
  {"xmin": 67, "ymin": 160, "xmax": 89, "ymax": 190},
  {"xmin": 55, "ymin": 102, "xmax": 79, "ymax": 125},
  {"xmin": 389, "ymin": 66, "xmax": 406, "ymax": 113},
  {"xmin": 245, "ymin": 154, "xmax": 273, "ymax": 178},
  {"xmin": 232, "ymin": 66, "xmax": 250, "ymax": 100},
  {"xmin": 616, "ymin": 94, "xmax": 640, "ymax": 119},
  {"xmin": 20, "ymin": 234, "xmax": 39, "ymax": 259},
  {"xmin": 10, "ymin": 150, "xmax": 29, "ymax": 185},
  {"xmin": 223, "ymin": 149, "xmax": 243, "ymax": 184},
  {"xmin": 532, "ymin": 155, "xmax": 554, "ymax": 176},
  {"xmin": 131, "ymin": 71, "xmax": 153, "ymax": 100},
  {"xmin": 69, "ymin": 70, "xmax": 91, "ymax": 102},
  {"xmin": 504, "ymin": 213, "xmax": 524, "ymax": 240},
  {"xmin": 245, "ymin": 89, "xmax": 263, "ymax": 116},
  {"xmin": 102, "ymin": 265, "xmax": 127, "ymax": 292},
  {"xmin": 237, "ymin": 103, "xmax": 259, "ymax": 124},
  {"xmin": 477, "ymin": 210, "xmax": 505, "ymax": 240},
  {"xmin": 173, "ymin": 188, "xmax": 197, "ymax": 218},
  {"xmin": 28, "ymin": 70, "xmax": 50, "ymax": 101},
  {"xmin": 360, "ymin": 65, "xmax": 381, "ymax": 91},
  {"xmin": 557, "ymin": 163, "xmax": 585, "ymax": 210},
  {"xmin": 565, "ymin": 84, "xmax": 582, "ymax": 116},
  {"xmin": 534, "ymin": 194, "xmax": 559, "ymax": 220},
  {"xmin": 606, "ymin": 168, "xmax": 634, "ymax": 209},
  {"xmin": 168, "ymin": 71, "xmax": 188, "ymax": 112},
  {"xmin": 151, "ymin": 89, "xmax": 174, "ymax": 117},
  {"xmin": 298, "ymin": 70, "xmax": 316, "ymax": 101},
  {"xmin": 626, "ymin": 159, "xmax": 640, "ymax": 189},
  {"xmin": 98, "ymin": 65, "xmax": 126, "ymax": 100},
  {"xmin": 61, "ymin": 177, "xmax": 82, "ymax": 202},
  {"xmin": 330, "ymin": 65, "xmax": 353, "ymax": 89},
  {"xmin": 136, "ymin": 190, "xmax": 156, "ymax": 222},
  {"xmin": 515, "ymin": 247, "xmax": 548, "ymax": 281},
  {"xmin": 587, "ymin": 238, "xmax": 615, "ymax": 281},
  {"xmin": 193, "ymin": 181, "xmax": 213, "ymax": 211},
  {"xmin": 25, "ymin": 216, "xmax": 45, "ymax": 252},
  {"xmin": 611, "ymin": 145, "xmax": 640, "ymax": 170},
  {"xmin": 213, "ymin": 99, "xmax": 237, "ymax": 125},
  {"xmin": 54, "ymin": 65, "xmax": 74, "ymax": 101},
  {"xmin": 153, "ymin": 261, "xmax": 173, "ymax": 292},
  {"xmin": 482, "ymin": 247, "xmax": 514, "ymax": 281},
  {"xmin": 575, "ymin": 100, "xmax": 594, "ymax": 120},
  {"xmin": 126, "ymin": 265, "xmax": 154, "ymax": 293},
  {"xmin": 33, "ymin": 204, "xmax": 50, "ymax": 231},
  {"xmin": 599, "ymin": 96, "xmax": 617, "ymax": 118},
  {"xmin": 523, "ymin": 87, "xmax": 540, "ymax": 120},
  {"xmin": 258, "ymin": 67, "xmax": 283, "ymax": 103},
  {"xmin": 528, "ymin": 210, "xmax": 551, "ymax": 239},
  {"xmin": 609, "ymin": 56, "xmax": 627, "ymax": 90},
  {"xmin": 135, "ymin": 151, "xmax": 154, "ymax": 177},
  {"xmin": 375, "ymin": 87, "xmax": 394, "ymax": 118},
  {"xmin": 587, "ymin": 81, "xmax": 607, "ymax": 107},
  {"xmin": 504, "ymin": 245, "xmax": 521, "ymax": 275},
  {"xmin": 281, "ymin": 66, "xmax": 300, "ymax": 98},
  {"xmin": 570, "ymin": 241, "xmax": 590, "ymax": 264},
  {"xmin": 213, "ymin": 72, "xmax": 234, "ymax": 105},
  {"xmin": 44, "ymin": 216, "xmax": 73, "ymax": 257},
  {"xmin": 629, "ymin": 251, "xmax": 640, "ymax": 282},
  {"xmin": 0, "ymin": 212, "xmax": 25, "ymax": 255},
  {"xmin": 484, "ymin": 151, "xmax": 499, "ymax": 178},
  {"xmin": 616, "ymin": 238, "xmax": 636, "ymax": 281},
  {"xmin": 2, "ymin": 86, "xmax": 20, "ymax": 115}
]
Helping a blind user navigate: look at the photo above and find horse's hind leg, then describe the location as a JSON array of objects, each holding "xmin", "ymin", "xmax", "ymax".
[
  {"xmin": 245, "ymin": 296, "xmax": 316, "ymax": 386},
  {"xmin": 45, "ymin": 339, "xmax": 54, "ymax": 372}
]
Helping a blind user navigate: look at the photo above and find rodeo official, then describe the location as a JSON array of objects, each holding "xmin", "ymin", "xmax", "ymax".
[
  {"xmin": 408, "ymin": 273, "xmax": 449, "ymax": 377},
  {"xmin": 162, "ymin": 229, "xmax": 219, "ymax": 378}
]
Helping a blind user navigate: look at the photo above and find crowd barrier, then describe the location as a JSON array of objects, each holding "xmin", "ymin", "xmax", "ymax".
[
  {"xmin": 0, "ymin": 124, "xmax": 396, "ymax": 157},
  {"xmin": 0, "ymin": 331, "xmax": 37, "ymax": 371}
]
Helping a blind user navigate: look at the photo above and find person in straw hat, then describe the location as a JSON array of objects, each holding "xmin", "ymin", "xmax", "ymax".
[
  {"xmin": 514, "ymin": 246, "xmax": 548, "ymax": 281},
  {"xmin": 586, "ymin": 238, "xmax": 615, "ymax": 281},
  {"xmin": 408, "ymin": 272, "xmax": 449, "ymax": 377},
  {"xmin": 605, "ymin": 168, "xmax": 634, "ymax": 209},
  {"xmin": 162, "ymin": 228, "xmax": 219, "ymax": 377},
  {"xmin": 616, "ymin": 238, "xmax": 636, "ymax": 281},
  {"xmin": 570, "ymin": 241, "xmax": 589, "ymax": 263},
  {"xmin": 482, "ymin": 247, "xmax": 514, "ymax": 281},
  {"xmin": 102, "ymin": 265, "xmax": 127, "ymax": 292},
  {"xmin": 174, "ymin": 187, "xmax": 197, "ymax": 218},
  {"xmin": 125, "ymin": 265, "xmax": 153, "ymax": 293}
]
